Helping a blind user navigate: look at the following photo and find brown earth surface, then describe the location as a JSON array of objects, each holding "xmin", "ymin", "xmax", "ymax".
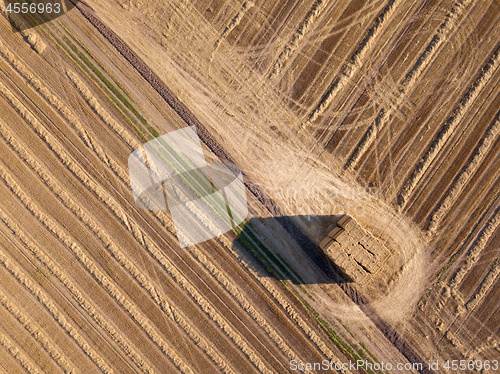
[{"xmin": 0, "ymin": 0, "xmax": 499, "ymax": 373}]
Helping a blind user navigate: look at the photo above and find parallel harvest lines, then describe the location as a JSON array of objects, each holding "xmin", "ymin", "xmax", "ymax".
[
  {"xmin": 450, "ymin": 205, "xmax": 500, "ymax": 291},
  {"xmin": 0, "ymin": 162, "xmax": 193, "ymax": 373},
  {"xmin": 464, "ymin": 256, "xmax": 500, "ymax": 313},
  {"xmin": 398, "ymin": 43, "xmax": 500, "ymax": 209},
  {"xmin": 64, "ymin": 65, "xmax": 336, "ymax": 370},
  {"xmin": 0, "ymin": 330, "xmax": 42, "ymax": 374},
  {"xmin": 0, "ymin": 106, "xmax": 237, "ymax": 374},
  {"xmin": 307, "ymin": 0, "xmax": 402, "ymax": 125},
  {"xmin": 405, "ymin": 63, "xmax": 500, "ymax": 226},
  {"xmin": 429, "ymin": 202, "xmax": 500, "ymax": 360},
  {"xmin": 268, "ymin": 0, "xmax": 330, "ymax": 79},
  {"xmin": 0, "ymin": 244, "xmax": 114, "ymax": 374},
  {"xmin": 433, "ymin": 202, "xmax": 500, "ymax": 316},
  {"xmin": 319, "ymin": 0, "xmax": 449, "ymax": 155},
  {"xmin": 0, "ymin": 208, "xmax": 156, "ymax": 374},
  {"xmin": 285, "ymin": 0, "xmax": 383, "ymax": 110},
  {"xmin": 0, "ymin": 287, "xmax": 78, "ymax": 374},
  {"xmin": 429, "ymin": 163, "xmax": 500, "ymax": 274},
  {"xmin": 0, "ymin": 58, "xmax": 277, "ymax": 374},
  {"xmin": 0, "ymin": 82, "xmax": 195, "ymax": 374},
  {"xmin": 364, "ymin": 1, "xmax": 500, "ymax": 193},
  {"xmin": 428, "ymin": 112, "xmax": 500, "ymax": 233},
  {"xmin": 0, "ymin": 121, "xmax": 160, "ymax": 374},
  {"xmin": 344, "ymin": 0, "xmax": 475, "ymax": 170},
  {"xmin": 214, "ymin": 1, "xmax": 255, "ymax": 49}
]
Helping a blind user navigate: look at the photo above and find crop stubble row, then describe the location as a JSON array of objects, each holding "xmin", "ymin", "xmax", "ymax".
[
  {"xmin": 0, "ymin": 24, "xmax": 344, "ymax": 372},
  {"xmin": 362, "ymin": 1, "xmax": 500, "ymax": 201},
  {"xmin": 64, "ymin": 4, "xmax": 351, "ymax": 368},
  {"xmin": 0, "ymin": 61, "xmax": 254, "ymax": 374},
  {"xmin": 210, "ymin": 0, "xmax": 500, "ymax": 365},
  {"xmin": 64, "ymin": 68, "xmax": 327, "ymax": 372},
  {"xmin": 0, "ymin": 69, "xmax": 275, "ymax": 374}
]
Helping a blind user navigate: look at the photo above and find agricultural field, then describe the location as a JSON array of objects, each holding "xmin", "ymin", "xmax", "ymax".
[{"xmin": 0, "ymin": 0, "xmax": 499, "ymax": 373}]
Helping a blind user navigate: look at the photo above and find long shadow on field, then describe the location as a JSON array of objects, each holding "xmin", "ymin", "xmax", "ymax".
[
  {"xmin": 234, "ymin": 216, "xmax": 432, "ymax": 374},
  {"xmin": 234, "ymin": 216, "xmax": 348, "ymax": 285}
]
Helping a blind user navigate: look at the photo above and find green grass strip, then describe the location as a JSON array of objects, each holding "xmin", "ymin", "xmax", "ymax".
[{"xmin": 57, "ymin": 20, "xmax": 135, "ymax": 103}]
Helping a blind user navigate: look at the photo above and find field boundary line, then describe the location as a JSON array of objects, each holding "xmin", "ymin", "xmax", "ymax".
[{"xmin": 72, "ymin": 3, "xmax": 365, "ymax": 366}]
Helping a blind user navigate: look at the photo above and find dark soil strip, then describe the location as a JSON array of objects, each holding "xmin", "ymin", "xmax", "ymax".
[{"xmin": 73, "ymin": 2, "xmax": 432, "ymax": 372}]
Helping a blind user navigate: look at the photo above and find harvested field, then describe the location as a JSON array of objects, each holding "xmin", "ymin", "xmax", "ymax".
[{"xmin": 1, "ymin": 0, "xmax": 500, "ymax": 372}]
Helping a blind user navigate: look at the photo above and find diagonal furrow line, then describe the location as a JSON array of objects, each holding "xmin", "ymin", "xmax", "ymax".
[
  {"xmin": 0, "ymin": 286, "xmax": 79, "ymax": 374},
  {"xmin": 450, "ymin": 205, "xmax": 500, "ymax": 291},
  {"xmin": 464, "ymin": 253, "xmax": 500, "ymax": 313},
  {"xmin": 398, "ymin": 43, "xmax": 500, "ymax": 209},
  {"xmin": 0, "ymin": 114, "xmax": 236, "ymax": 374},
  {"xmin": 344, "ymin": 0, "xmax": 474, "ymax": 170},
  {"xmin": 0, "ymin": 162, "xmax": 193, "ymax": 374},
  {"xmin": 214, "ymin": 0, "xmax": 255, "ymax": 49},
  {"xmin": 306, "ymin": 0, "xmax": 401, "ymax": 126},
  {"xmin": 0, "ymin": 330, "xmax": 42, "ymax": 374},
  {"xmin": 428, "ymin": 112, "xmax": 500, "ymax": 233},
  {"xmin": 0, "ymin": 244, "xmax": 114, "ymax": 374},
  {"xmin": 0, "ymin": 82, "xmax": 195, "ymax": 374},
  {"xmin": 0, "ymin": 126, "xmax": 159, "ymax": 374},
  {"xmin": 0, "ymin": 60, "xmax": 272, "ymax": 374},
  {"xmin": 268, "ymin": 0, "xmax": 330, "ymax": 79}
]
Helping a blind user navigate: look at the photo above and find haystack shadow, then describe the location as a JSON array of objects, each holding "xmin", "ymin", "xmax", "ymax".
[{"xmin": 234, "ymin": 215, "xmax": 349, "ymax": 285}]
